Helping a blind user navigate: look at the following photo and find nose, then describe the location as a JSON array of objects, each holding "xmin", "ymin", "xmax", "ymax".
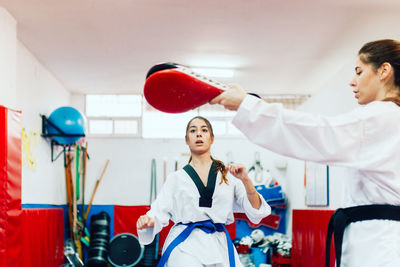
[
  {"xmin": 196, "ymin": 130, "xmax": 202, "ymax": 136},
  {"xmin": 349, "ymin": 76, "xmax": 356, "ymax": 87}
]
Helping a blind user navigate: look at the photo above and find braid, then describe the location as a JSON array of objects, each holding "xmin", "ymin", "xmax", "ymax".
[{"xmin": 211, "ymin": 156, "xmax": 229, "ymax": 185}]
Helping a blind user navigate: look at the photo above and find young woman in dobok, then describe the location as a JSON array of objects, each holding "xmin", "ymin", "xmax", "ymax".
[{"xmin": 137, "ymin": 116, "xmax": 270, "ymax": 267}]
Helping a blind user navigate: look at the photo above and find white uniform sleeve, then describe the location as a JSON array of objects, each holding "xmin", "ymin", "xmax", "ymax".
[
  {"xmin": 232, "ymin": 95, "xmax": 365, "ymax": 167},
  {"xmin": 233, "ymin": 178, "xmax": 271, "ymax": 224},
  {"xmin": 137, "ymin": 174, "xmax": 174, "ymax": 245}
]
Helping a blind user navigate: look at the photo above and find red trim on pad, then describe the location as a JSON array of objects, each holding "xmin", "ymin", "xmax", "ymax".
[{"xmin": 235, "ymin": 212, "xmax": 280, "ymax": 230}]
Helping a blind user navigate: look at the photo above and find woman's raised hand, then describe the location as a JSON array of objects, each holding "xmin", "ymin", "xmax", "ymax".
[
  {"xmin": 228, "ymin": 163, "xmax": 250, "ymax": 182},
  {"xmin": 136, "ymin": 215, "xmax": 155, "ymax": 230}
]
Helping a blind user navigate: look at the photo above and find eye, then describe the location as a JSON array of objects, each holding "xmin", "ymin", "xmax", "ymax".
[
  {"xmin": 190, "ymin": 129, "xmax": 195, "ymax": 133},
  {"xmin": 356, "ymin": 71, "xmax": 362, "ymax": 76},
  {"xmin": 202, "ymin": 128, "xmax": 208, "ymax": 133}
]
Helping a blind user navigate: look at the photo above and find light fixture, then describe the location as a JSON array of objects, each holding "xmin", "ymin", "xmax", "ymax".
[{"xmin": 191, "ymin": 68, "xmax": 234, "ymax": 78}]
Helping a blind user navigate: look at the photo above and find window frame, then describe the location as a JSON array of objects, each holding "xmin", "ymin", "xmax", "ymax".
[{"xmin": 85, "ymin": 94, "xmax": 143, "ymax": 138}]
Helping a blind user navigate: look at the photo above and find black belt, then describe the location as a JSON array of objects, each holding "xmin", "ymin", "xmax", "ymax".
[{"xmin": 326, "ymin": 204, "xmax": 400, "ymax": 267}]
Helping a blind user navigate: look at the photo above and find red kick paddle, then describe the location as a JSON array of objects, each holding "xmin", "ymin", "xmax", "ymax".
[{"xmin": 143, "ymin": 63, "xmax": 227, "ymax": 113}]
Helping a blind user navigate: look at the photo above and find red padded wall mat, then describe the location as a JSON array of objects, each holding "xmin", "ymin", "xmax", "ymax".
[
  {"xmin": 0, "ymin": 107, "xmax": 22, "ymax": 266},
  {"xmin": 292, "ymin": 209, "xmax": 335, "ymax": 267},
  {"xmin": 21, "ymin": 209, "xmax": 64, "ymax": 267},
  {"xmin": 114, "ymin": 205, "xmax": 151, "ymax": 237}
]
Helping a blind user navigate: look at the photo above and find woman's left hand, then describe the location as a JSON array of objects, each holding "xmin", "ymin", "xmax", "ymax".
[{"xmin": 228, "ymin": 163, "xmax": 250, "ymax": 182}]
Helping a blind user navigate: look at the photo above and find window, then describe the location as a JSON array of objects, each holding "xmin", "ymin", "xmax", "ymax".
[
  {"xmin": 114, "ymin": 120, "xmax": 139, "ymax": 134},
  {"xmin": 89, "ymin": 119, "xmax": 113, "ymax": 134},
  {"xmin": 86, "ymin": 95, "xmax": 141, "ymax": 136},
  {"xmin": 142, "ymin": 111, "xmax": 196, "ymax": 138},
  {"xmin": 86, "ymin": 95, "xmax": 142, "ymax": 117}
]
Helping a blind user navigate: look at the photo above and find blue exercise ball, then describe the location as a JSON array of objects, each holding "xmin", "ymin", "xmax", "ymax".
[{"xmin": 46, "ymin": 106, "xmax": 87, "ymax": 145}]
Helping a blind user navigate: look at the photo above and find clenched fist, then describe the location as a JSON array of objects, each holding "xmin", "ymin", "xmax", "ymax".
[
  {"xmin": 228, "ymin": 163, "xmax": 250, "ymax": 182},
  {"xmin": 136, "ymin": 215, "xmax": 155, "ymax": 230}
]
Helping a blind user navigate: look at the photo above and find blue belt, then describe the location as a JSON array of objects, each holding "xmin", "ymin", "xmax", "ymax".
[{"xmin": 157, "ymin": 220, "xmax": 236, "ymax": 267}]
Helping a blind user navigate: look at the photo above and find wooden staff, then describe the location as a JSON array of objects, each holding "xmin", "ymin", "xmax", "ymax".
[{"xmin": 84, "ymin": 159, "xmax": 109, "ymax": 221}]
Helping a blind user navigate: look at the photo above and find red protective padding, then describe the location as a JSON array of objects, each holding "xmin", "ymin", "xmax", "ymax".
[
  {"xmin": 0, "ymin": 106, "xmax": 22, "ymax": 267},
  {"xmin": 21, "ymin": 209, "xmax": 64, "ymax": 267},
  {"xmin": 144, "ymin": 69, "xmax": 224, "ymax": 113},
  {"xmin": 114, "ymin": 205, "xmax": 237, "ymax": 255},
  {"xmin": 292, "ymin": 209, "xmax": 335, "ymax": 267},
  {"xmin": 114, "ymin": 205, "xmax": 150, "ymax": 236},
  {"xmin": 225, "ymin": 221, "xmax": 236, "ymax": 240},
  {"xmin": 234, "ymin": 212, "xmax": 281, "ymax": 230}
]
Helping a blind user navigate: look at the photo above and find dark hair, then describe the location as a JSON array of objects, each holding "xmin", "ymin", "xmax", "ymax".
[
  {"xmin": 186, "ymin": 116, "xmax": 228, "ymax": 185},
  {"xmin": 359, "ymin": 39, "xmax": 400, "ymax": 106}
]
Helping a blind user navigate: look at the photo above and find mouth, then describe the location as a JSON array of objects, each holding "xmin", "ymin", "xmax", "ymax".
[
  {"xmin": 353, "ymin": 90, "xmax": 359, "ymax": 98},
  {"xmin": 195, "ymin": 140, "xmax": 204, "ymax": 144}
]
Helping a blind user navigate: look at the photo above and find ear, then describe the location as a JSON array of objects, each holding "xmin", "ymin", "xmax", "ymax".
[
  {"xmin": 185, "ymin": 136, "xmax": 189, "ymax": 145},
  {"xmin": 211, "ymin": 136, "xmax": 214, "ymax": 144},
  {"xmin": 379, "ymin": 62, "xmax": 393, "ymax": 81}
]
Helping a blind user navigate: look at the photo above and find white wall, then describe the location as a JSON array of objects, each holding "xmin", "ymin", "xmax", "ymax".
[
  {"xmin": 0, "ymin": 7, "xmax": 16, "ymax": 109},
  {"xmin": 17, "ymin": 42, "xmax": 71, "ymax": 204}
]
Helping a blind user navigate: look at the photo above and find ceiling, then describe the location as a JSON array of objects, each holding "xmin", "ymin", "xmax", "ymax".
[{"xmin": 1, "ymin": 0, "xmax": 400, "ymax": 96}]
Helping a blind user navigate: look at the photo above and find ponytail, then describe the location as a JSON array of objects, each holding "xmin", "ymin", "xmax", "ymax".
[
  {"xmin": 382, "ymin": 97, "xmax": 400, "ymax": 107},
  {"xmin": 211, "ymin": 156, "xmax": 229, "ymax": 185}
]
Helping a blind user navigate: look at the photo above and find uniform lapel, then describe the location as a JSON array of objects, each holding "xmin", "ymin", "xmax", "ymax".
[{"xmin": 183, "ymin": 161, "xmax": 217, "ymax": 208}]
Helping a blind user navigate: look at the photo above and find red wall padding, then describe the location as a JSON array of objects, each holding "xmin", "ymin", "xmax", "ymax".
[
  {"xmin": 1, "ymin": 107, "xmax": 65, "ymax": 267},
  {"xmin": 0, "ymin": 106, "xmax": 22, "ymax": 267},
  {"xmin": 114, "ymin": 205, "xmax": 151, "ymax": 237},
  {"xmin": 21, "ymin": 209, "xmax": 64, "ymax": 267},
  {"xmin": 292, "ymin": 209, "xmax": 335, "ymax": 267}
]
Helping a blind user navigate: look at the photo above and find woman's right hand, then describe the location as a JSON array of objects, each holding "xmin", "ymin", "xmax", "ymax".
[{"xmin": 136, "ymin": 215, "xmax": 155, "ymax": 230}]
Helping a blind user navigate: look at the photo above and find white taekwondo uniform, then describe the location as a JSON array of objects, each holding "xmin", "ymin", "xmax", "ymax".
[
  {"xmin": 232, "ymin": 95, "xmax": 400, "ymax": 267},
  {"xmin": 138, "ymin": 164, "xmax": 271, "ymax": 267}
]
